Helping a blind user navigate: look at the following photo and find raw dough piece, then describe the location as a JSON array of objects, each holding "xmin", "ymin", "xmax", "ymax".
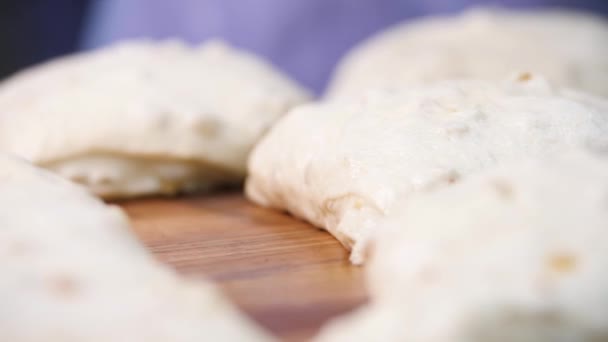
[
  {"xmin": 316, "ymin": 151, "xmax": 608, "ymax": 342},
  {"xmin": 246, "ymin": 76, "xmax": 608, "ymax": 263},
  {"xmin": 328, "ymin": 8, "xmax": 608, "ymax": 99},
  {"xmin": 0, "ymin": 154, "xmax": 273, "ymax": 342},
  {"xmin": 0, "ymin": 39, "xmax": 310, "ymax": 198}
]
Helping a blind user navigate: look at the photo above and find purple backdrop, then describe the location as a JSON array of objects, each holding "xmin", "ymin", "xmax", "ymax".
[{"xmin": 82, "ymin": 0, "xmax": 608, "ymax": 94}]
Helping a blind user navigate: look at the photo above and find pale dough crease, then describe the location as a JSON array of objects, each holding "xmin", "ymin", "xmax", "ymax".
[{"xmin": 44, "ymin": 153, "xmax": 238, "ymax": 199}]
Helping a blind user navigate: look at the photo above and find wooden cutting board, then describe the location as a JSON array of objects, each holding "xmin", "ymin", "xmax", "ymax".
[{"xmin": 120, "ymin": 192, "xmax": 367, "ymax": 342}]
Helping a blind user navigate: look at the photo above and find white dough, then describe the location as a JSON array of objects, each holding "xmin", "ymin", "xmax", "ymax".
[
  {"xmin": 0, "ymin": 154, "xmax": 273, "ymax": 342},
  {"xmin": 246, "ymin": 76, "xmax": 608, "ymax": 263},
  {"xmin": 316, "ymin": 151, "xmax": 608, "ymax": 342},
  {"xmin": 328, "ymin": 8, "xmax": 608, "ymax": 99},
  {"xmin": 0, "ymin": 39, "xmax": 310, "ymax": 198}
]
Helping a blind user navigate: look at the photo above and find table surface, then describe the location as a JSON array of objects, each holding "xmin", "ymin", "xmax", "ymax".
[{"xmin": 120, "ymin": 192, "xmax": 367, "ymax": 341}]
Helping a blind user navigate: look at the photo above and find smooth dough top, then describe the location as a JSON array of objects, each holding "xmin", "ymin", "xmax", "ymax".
[
  {"xmin": 0, "ymin": 154, "xmax": 272, "ymax": 342},
  {"xmin": 327, "ymin": 8, "xmax": 608, "ymax": 99},
  {"xmin": 246, "ymin": 76, "xmax": 608, "ymax": 263},
  {"xmin": 0, "ymin": 39, "xmax": 310, "ymax": 176},
  {"xmin": 316, "ymin": 151, "xmax": 608, "ymax": 342}
]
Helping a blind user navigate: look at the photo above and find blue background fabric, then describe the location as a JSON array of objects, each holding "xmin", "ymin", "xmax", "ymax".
[
  {"xmin": 0, "ymin": 0, "xmax": 88, "ymax": 79},
  {"xmin": 1, "ymin": 0, "xmax": 607, "ymax": 92},
  {"xmin": 82, "ymin": 0, "xmax": 608, "ymax": 93}
]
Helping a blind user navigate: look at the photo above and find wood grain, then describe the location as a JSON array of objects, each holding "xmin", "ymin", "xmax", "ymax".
[{"xmin": 120, "ymin": 192, "xmax": 367, "ymax": 341}]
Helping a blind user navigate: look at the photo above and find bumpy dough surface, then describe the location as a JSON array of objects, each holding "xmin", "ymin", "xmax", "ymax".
[
  {"xmin": 0, "ymin": 154, "xmax": 273, "ymax": 342},
  {"xmin": 316, "ymin": 151, "xmax": 608, "ymax": 342},
  {"xmin": 328, "ymin": 8, "xmax": 608, "ymax": 99},
  {"xmin": 246, "ymin": 76, "xmax": 608, "ymax": 263},
  {"xmin": 0, "ymin": 40, "xmax": 309, "ymax": 198}
]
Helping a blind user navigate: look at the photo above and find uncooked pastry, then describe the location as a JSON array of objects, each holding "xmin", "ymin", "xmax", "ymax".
[
  {"xmin": 246, "ymin": 76, "xmax": 608, "ymax": 263},
  {"xmin": 327, "ymin": 8, "xmax": 608, "ymax": 99},
  {"xmin": 316, "ymin": 151, "xmax": 608, "ymax": 342},
  {"xmin": 0, "ymin": 39, "xmax": 309, "ymax": 198},
  {"xmin": 0, "ymin": 154, "xmax": 273, "ymax": 341}
]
